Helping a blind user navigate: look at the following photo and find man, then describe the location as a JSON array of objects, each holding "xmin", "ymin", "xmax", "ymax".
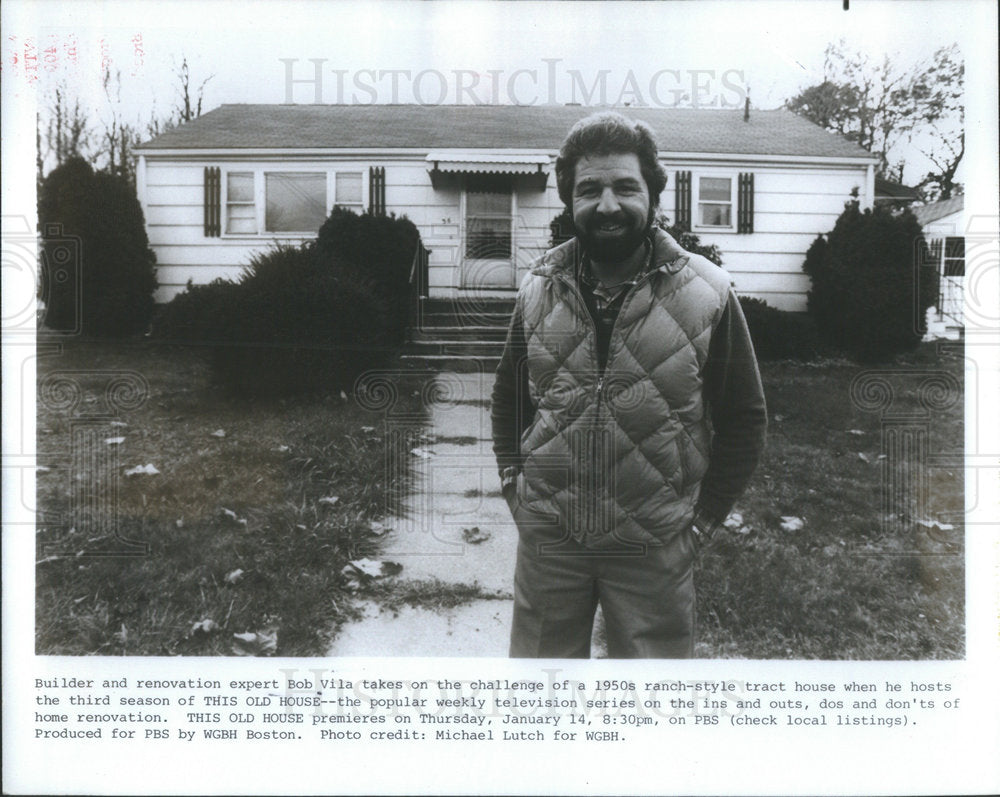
[{"xmin": 491, "ymin": 112, "xmax": 767, "ymax": 658}]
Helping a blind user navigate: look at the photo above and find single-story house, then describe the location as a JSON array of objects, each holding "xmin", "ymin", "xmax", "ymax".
[
  {"xmin": 913, "ymin": 194, "xmax": 964, "ymax": 334},
  {"xmin": 136, "ymin": 104, "xmax": 878, "ymax": 312}
]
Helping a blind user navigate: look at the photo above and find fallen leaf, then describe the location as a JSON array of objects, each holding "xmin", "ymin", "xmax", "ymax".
[
  {"xmin": 723, "ymin": 512, "xmax": 744, "ymax": 531},
  {"xmin": 780, "ymin": 516, "xmax": 805, "ymax": 532},
  {"xmin": 225, "ymin": 568, "xmax": 245, "ymax": 584},
  {"xmin": 319, "ymin": 496, "xmax": 340, "ymax": 507},
  {"xmin": 274, "ymin": 445, "xmax": 290, "ymax": 452},
  {"xmin": 369, "ymin": 521, "xmax": 388, "ymax": 536},
  {"xmin": 124, "ymin": 464, "xmax": 160, "ymax": 477},
  {"xmin": 858, "ymin": 452, "xmax": 870, "ymax": 463},
  {"xmin": 175, "ymin": 518, "xmax": 184, "ymax": 528},
  {"xmin": 916, "ymin": 518, "xmax": 955, "ymax": 533},
  {"xmin": 36, "ymin": 466, "xmax": 51, "ymax": 474},
  {"xmin": 191, "ymin": 619, "xmax": 219, "ymax": 635},
  {"xmin": 105, "ymin": 437, "xmax": 125, "ymax": 445},
  {"xmin": 339, "ymin": 390, "xmax": 348, "ymax": 401},
  {"xmin": 220, "ymin": 507, "xmax": 247, "ymax": 526},
  {"xmin": 341, "ymin": 558, "xmax": 403, "ymax": 588},
  {"xmin": 847, "ymin": 429, "xmax": 866, "ymax": 436},
  {"xmin": 110, "ymin": 420, "xmax": 128, "ymax": 428},
  {"xmin": 462, "ymin": 526, "xmax": 491, "ymax": 544},
  {"xmin": 410, "ymin": 447, "xmax": 435, "ymax": 459},
  {"xmin": 232, "ymin": 629, "xmax": 278, "ymax": 656},
  {"xmin": 211, "ymin": 429, "xmax": 226, "ymax": 438},
  {"xmin": 773, "ymin": 414, "xmax": 785, "ymax": 422},
  {"xmin": 361, "ymin": 426, "xmax": 376, "ymax": 434}
]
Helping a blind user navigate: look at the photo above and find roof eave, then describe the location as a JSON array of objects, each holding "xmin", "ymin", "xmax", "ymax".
[{"xmin": 137, "ymin": 146, "xmax": 876, "ymax": 165}]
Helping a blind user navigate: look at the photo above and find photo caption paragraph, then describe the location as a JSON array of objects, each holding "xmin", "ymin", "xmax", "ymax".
[{"xmin": 31, "ymin": 669, "xmax": 962, "ymax": 744}]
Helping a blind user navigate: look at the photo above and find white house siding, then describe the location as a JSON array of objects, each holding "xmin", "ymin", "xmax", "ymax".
[
  {"xmin": 144, "ymin": 157, "xmax": 374, "ymax": 302},
  {"xmin": 142, "ymin": 154, "xmax": 866, "ymax": 311},
  {"xmin": 657, "ymin": 162, "xmax": 868, "ymax": 312}
]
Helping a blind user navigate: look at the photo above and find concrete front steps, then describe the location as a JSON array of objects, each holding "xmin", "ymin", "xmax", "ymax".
[{"xmin": 401, "ymin": 297, "xmax": 515, "ymax": 370}]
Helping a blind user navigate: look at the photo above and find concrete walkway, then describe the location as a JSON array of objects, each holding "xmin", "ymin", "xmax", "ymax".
[{"xmin": 327, "ymin": 369, "xmax": 517, "ymax": 657}]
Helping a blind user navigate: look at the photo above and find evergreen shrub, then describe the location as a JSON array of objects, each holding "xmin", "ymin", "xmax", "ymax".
[
  {"xmin": 738, "ymin": 297, "xmax": 824, "ymax": 361},
  {"xmin": 803, "ymin": 202, "xmax": 936, "ymax": 361},
  {"xmin": 38, "ymin": 157, "xmax": 157, "ymax": 336},
  {"xmin": 154, "ymin": 208, "xmax": 417, "ymax": 396}
]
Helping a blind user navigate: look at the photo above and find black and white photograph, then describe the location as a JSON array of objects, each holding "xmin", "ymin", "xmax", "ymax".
[{"xmin": 3, "ymin": 0, "xmax": 998, "ymax": 794}]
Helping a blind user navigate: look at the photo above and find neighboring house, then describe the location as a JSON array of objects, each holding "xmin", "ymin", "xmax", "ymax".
[
  {"xmin": 913, "ymin": 195, "xmax": 964, "ymax": 336},
  {"xmin": 136, "ymin": 104, "xmax": 878, "ymax": 312},
  {"xmin": 874, "ymin": 175, "xmax": 922, "ymax": 209}
]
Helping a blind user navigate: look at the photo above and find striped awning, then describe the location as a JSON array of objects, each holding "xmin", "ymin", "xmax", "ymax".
[{"xmin": 426, "ymin": 152, "xmax": 550, "ymax": 176}]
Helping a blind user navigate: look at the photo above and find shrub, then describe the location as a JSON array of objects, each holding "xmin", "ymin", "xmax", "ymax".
[
  {"xmin": 738, "ymin": 297, "xmax": 825, "ymax": 361},
  {"xmin": 154, "ymin": 208, "xmax": 418, "ymax": 396},
  {"xmin": 314, "ymin": 208, "xmax": 420, "ymax": 344},
  {"xmin": 803, "ymin": 201, "xmax": 936, "ymax": 362},
  {"xmin": 548, "ymin": 207, "xmax": 724, "ymax": 266},
  {"xmin": 38, "ymin": 157, "xmax": 157, "ymax": 336}
]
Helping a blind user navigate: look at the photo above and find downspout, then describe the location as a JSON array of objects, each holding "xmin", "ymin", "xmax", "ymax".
[{"xmin": 864, "ymin": 163, "xmax": 875, "ymax": 210}]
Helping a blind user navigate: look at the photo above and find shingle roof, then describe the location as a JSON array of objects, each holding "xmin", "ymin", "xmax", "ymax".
[
  {"xmin": 138, "ymin": 104, "xmax": 874, "ymax": 160},
  {"xmin": 911, "ymin": 195, "xmax": 964, "ymax": 226},
  {"xmin": 875, "ymin": 176, "xmax": 922, "ymax": 202}
]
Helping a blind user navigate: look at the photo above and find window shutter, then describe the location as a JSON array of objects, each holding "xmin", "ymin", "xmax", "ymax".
[
  {"xmin": 674, "ymin": 170, "xmax": 691, "ymax": 231},
  {"xmin": 369, "ymin": 166, "xmax": 386, "ymax": 216},
  {"xmin": 737, "ymin": 172, "xmax": 755, "ymax": 234},
  {"xmin": 204, "ymin": 167, "xmax": 221, "ymax": 237}
]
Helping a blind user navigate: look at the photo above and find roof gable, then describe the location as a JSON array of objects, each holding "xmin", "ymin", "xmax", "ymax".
[
  {"xmin": 139, "ymin": 104, "xmax": 874, "ymax": 160},
  {"xmin": 911, "ymin": 195, "xmax": 964, "ymax": 226}
]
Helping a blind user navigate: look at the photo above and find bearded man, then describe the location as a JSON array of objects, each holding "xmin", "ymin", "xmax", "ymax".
[{"xmin": 491, "ymin": 111, "xmax": 767, "ymax": 658}]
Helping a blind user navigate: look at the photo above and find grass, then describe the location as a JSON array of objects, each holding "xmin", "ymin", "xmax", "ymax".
[
  {"xmin": 36, "ymin": 338, "xmax": 965, "ymax": 659},
  {"xmin": 694, "ymin": 341, "xmax": 965, "ymax": 659},
  {"xmin": 35, "ymin": 338, "xmax": 426, "ymax": 656}
]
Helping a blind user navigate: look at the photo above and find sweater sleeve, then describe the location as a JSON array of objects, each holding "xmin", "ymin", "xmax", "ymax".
[
  {"xmin": 490, "ymin": 299, "xmax": 536, "ymax": 477},
  {"xmin": 695, "ymin": 289, "xmax": 768, "ymax": 527}
]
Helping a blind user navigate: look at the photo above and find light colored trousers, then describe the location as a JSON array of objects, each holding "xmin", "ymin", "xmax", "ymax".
[{"xmin": 508, "ymin": 500, "xmax": 696, "ymax": 659}]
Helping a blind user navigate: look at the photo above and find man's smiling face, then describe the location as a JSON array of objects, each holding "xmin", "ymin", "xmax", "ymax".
[{"xmin": 571, "ymin": 152, "xmax": 653, "ymax": 263}]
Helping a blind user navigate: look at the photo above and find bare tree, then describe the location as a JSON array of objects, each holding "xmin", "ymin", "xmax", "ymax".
[
  {"xmin": 172, "ymin": 56, "xmax": 213, "ymax": 125},
  {"xmin": 99, "ymin": 67, "xmax": 142, "ymax": 182},
  {"xmin": 36, "ymin": 54, "xmax": 214, "ymax": 183},
  {"xmin": 787, "ymin": 41, "xmax": 964, "ymax": 193},
  {"xmin": 37, "ymin": 81, "xmax": 95, "ymax": 181}
]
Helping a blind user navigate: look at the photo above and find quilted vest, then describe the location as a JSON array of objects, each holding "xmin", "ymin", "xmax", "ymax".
[{"xmin": 517, "ymin": 229, "xmax": 731, "ymax": 549}]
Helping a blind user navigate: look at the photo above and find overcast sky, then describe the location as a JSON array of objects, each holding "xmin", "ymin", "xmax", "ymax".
[{"xmin": 3, "ymin": 0, "xmax": 995, "ymax": 186}]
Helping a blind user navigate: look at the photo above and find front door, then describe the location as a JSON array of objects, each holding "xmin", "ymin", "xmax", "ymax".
[{"xmin": 462, "ymin": 175, "xmax": 515, "ymax": 289}]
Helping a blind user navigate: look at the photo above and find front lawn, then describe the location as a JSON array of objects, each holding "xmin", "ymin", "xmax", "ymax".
[
  {"xmin": 696, "ymin": 342, "xmax": 965, "ymax": 659},
  {"xmin": 35, "ymin": 339, "xmax": 424, "ymax": 656},
  {"xmin": 35, "ymin": 338, "xmax": 965, "ymax": 658}
]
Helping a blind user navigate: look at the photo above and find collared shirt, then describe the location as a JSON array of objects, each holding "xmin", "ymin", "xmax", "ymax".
[{"xmin": 576, "ymin": 238, "xmax": 653, "ymax": 372}]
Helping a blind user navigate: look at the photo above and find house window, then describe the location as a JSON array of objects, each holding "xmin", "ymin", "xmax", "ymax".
[
  {"xmin": 226, "ymin": 172, "xmax": 256, "ymax": 234},
  {"xmin": 265, "ymin": 172, "xmax": 327, "ymax": 233},
  {"xmin": 465, "ymin": 175, "xmax": 512, "ymax": 259},
  {"xmin": 943, "ymin": 236, "xmax": 965, "ymax": 276},
  {"xmin": 218, "ymin": 168, "xmax": 368, "ymax": 237},
  {"xmin": 335, "ymin": 172, "xmax": 363, "ymax": 210},
  {"xmin": 695, "ymin": 176, "xmax": 734, "ymax": 229}
]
